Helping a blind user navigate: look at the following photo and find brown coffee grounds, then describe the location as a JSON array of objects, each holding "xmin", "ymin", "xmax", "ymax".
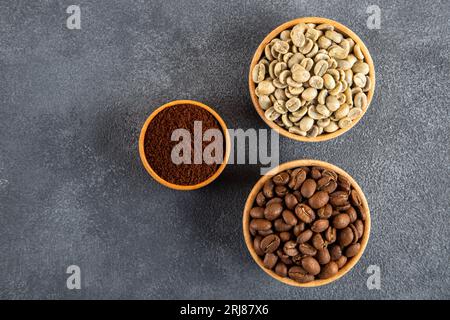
[{"xmin": 144, "ymin": 104, "xmax": 224, "ymax": 186}]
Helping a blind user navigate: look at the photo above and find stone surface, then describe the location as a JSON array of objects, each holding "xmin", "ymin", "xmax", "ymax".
[{"xmin": 0, "ymin": 0, "xmax": 448, "ymax": 299}]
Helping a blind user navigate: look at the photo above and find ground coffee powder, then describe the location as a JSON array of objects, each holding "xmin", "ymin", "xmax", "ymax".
[{"xmin": 144, "ymin": 104, "xmax": 224, "ymax": 186}]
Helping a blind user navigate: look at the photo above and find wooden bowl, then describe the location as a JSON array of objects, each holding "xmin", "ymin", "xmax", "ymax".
[
  {"xmin": 139, "ymin": 100, "xmax": 231, "ymax": 191},
  {"xmin": 242, "ymin": 159, "xmax": 371, "ymax": 287},
  {"xmin": 249, "ymin": 17, "xmax": 376, "ymax": 142}
]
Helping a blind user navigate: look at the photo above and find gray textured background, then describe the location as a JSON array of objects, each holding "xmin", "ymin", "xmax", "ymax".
[{"xmin": 0, "ymin": 0, "xmax": 449, "ymax": 300}]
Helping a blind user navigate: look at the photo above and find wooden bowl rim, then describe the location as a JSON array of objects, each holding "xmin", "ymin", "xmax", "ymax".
[
  {"xmin": 242, "ymin": 159, "xmax": 371, "ymax": 287},
  {"xmin": 138, "ymin": 99, "xmax": 231, "ymax": 191},
  {"xmin": 248, "ymin": 17, "xmax": 376, "ymax": 142}
]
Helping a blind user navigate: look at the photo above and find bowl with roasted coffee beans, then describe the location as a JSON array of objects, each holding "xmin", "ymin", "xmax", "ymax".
[
  {"xmin": 243, "ymin": 159, "xmax": 370, "ymax": 287},
  {"xmin": 249, "ymin": 17, "xmax": 375, "ymax": 142},
  {"xmin": 139, "ymin": 100, "xmax": 231, "ymax": 190}
]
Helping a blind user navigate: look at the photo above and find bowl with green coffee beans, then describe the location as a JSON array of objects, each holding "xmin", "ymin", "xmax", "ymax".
[{"xmin": 249, "ymin": 17, "xmax": 375, "ymax": 142}]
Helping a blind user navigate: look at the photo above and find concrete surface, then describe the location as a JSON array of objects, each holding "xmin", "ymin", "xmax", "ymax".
[{"xmin": 0, "ymin": 0, "xmax": 449, "ymax": 299}]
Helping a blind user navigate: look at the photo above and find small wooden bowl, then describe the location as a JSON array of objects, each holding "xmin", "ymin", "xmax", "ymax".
[
  {"xmin": 139, "ymin": 100, "xmax": 231, "ymax": 191},
  {"xmin": 249, "ymin": 17, "xmax": 376, "ymax": 142},
  {"xmin": 242, "ymin": 159, "xmax": 371, "ymax": 287}
]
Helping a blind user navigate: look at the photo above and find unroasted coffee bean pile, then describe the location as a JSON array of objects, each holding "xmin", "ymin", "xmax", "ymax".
[{"xmin": 249, "ymin": 166, "xmax": 366, "ymax": 283}]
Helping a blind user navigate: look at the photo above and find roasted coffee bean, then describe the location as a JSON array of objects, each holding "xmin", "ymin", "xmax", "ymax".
[
  {"xmin": 350, "ymin": 189, "xmax": 363, "ymax": 207},
  {"xmin": 297, "ymin": 229, "xmax": 313, "ymax": 244},
  {"xmin": 263, "ymin": 180, "xmax": 275, "ymax": 198},
  {"xmin": 256, "ymin": 191, "xmax": 266, "ymax": 207},
  {"xmin": 311, "ymin": 219, "xmax": 329, "ymax": 233},
  {"xmin": 324, "ymin": 226, "xmax": 337, "ymax": 243},
  {"xmin": 288, "ymin": 168, "xmax": 307, "ymax": 190},
  {"xmin": 317, "ymin": 175, "xmax": 337, "ymax": 193},
  {"xmin": 258, "ymin": 229, "xmax": 274, "ymax": 236},
  {"xmin": 317, "ymin": 204, "xmax": 333, "ymax": 219},
  {"xmin": 273, "ymin": 172, "xmax": 290, "ymax": 185},
  {"xmin": 349, "ymin": 224, "xmax": 359, "ymax": 244},
  {"xmin": 331, "ymin": 209, "xmax": 340, "ymax": 217},
  {"xmin": 250, "ymin": 227, "xmax": 257, "ymax": 236},
  {"xmin": 354, "ymin": 219, "xmax": 364, "ymax": 238},
  {"xmin": 335, "ymin": 203, "xmax": 351, "ymax": 212},
  {"xmin": 292, "ymin": 190, "xmax": 303, "ymax": 202},
  {"xmin": 337, "ymin": 175, "xmax": 351, "ymax": 191},
  {"xmin": 339, "ymin": 226, "xmax": 354, "ymax": 247},
  {"xmin": 284, "ymin": 240, "xmax": 299, "ymax": 256},
  {"xmin": 264, "ymin": 203, "xmax": 283, "ymax": 221},
  {"xmin": 289, "ymin": 266, "xmax": 314, "ymax": 283},
  {"xmin": 284, "ymin": 193, "xmax": 299, "ymax": 210},
  {"xmin": 301, "ymin": 179, "xmax": 317, "ymax": 198},
  {"xmin": 346, "ymin": 207, "xmax": 358, "ymax": 223},
  {"xmin": 253, "ymin": 235, "xmax": 265, "ymax": 256},
  {"xmin": 310, "ymin": 167, "xmax": 322, "ymax": 180},
  {"xmin": 357, "ymin": 205, "xmax": 367, "ymax": 221},
  {"xmin": 274, "ymin": 218, "xmax": 292, "ymax": 232},
  {"xmin": 329, "ymin": 244, "xmax": 342, "ymax": 260},
  {"xmin": 250, "ymin": 218, "xmax": 272, "ymax": 231},
  {"xmin": 250, "ymin": 207, "xmax": 265, "ymax": 219},
  {"xmin": 279, "ymin": 231, "xmax": 291, "ymax": 242},
  {"xmin": 295, "ymin": 203, "xmax": 316, "ymax": 223},
  {"xmin": 333, "ymin": 213, "xmax": 351, "ymax": 229},
  {"xmin": 329, "ymin": 191, "xmax": 349, "ymax": 206},
  {"xmin": 277, "ymin": 249, "xmax": 293, "ymax": 265},
  {"xmin": 299, "ymin": 243, "xmax": 317, "ymax": 256},
  {"xmin": 266, "ymin": 197, "xmax": 283, "ymax": 206},
  {"xmin": 336, "ymin": 255, "xmax": 347, "ymax": 268},
  {"xmin": 260, "ymin": 234, "xmax": 281, "ymax": 253},
  {"xmin": 322, "ymin": 169, "xmax": 337, "ymax": 181},
  {"xmin": 275, "ymin": 262, "xmax": 288, "ymax": 277},
  {"xmin": 308, "ymin": 191, "xmax": 330, "ymax": 209},
  {"xmin": 318, "ymin": 261, "xmax": 338, "ymax": 279},
  {"xmin": 292, "ymin": 254, "xmax": 303, "ymax": 265},
  {"xmin": 345, "ymin": 243, "xmax": 361, "ymax": 258},
  {"xmin": 282, "ymin": 210, "xmax": 298, "ymax": 226},
  {"xmin": 293, "ymin": 223, "xmax": 305, "ymax": 236},
  {"xmin": 316, "ymin": 248, "xmax": 331, "ymax": 265},
  {"xmin": 263, "ymin": 253, "xmax": 278, "ymax": 269},
  {"xmin": 301, "ymin": 256, "xmax": 321, "ymax": 275},
  {"xmin": 311, "ymin": 233, "xmax": 326, "ymax": 250},
  {"xmin": 275, "ymin": 185, "xmax": 289, "ymax": 197}
]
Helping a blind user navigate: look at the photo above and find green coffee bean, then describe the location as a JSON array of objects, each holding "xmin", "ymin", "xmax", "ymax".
[
  {"xmin": 326, "ymin": 95, "xmax": 340, "ymax": 112},
  {"xmin": 288, "ymin": 126, "xmax": 307, "ymax": 136},
  {"xmin": 325, "ymin": 30, "xmax": 343, "ymax": 43},
  {"xmin": 317, "ymin": 118, "xmax": 331, "ymax": 128},
  {"xmin": 307, "ymin": 125, "xmax": 320, "ymax": 137},
  {"xmin": 354, "ymin": 92, "xmax": 368, "ymax": 110},
  {"xmin": 259, "ymin": 95, "xmax": 272, "ymax": 110},
  {"xmin": 348, "ymin": 107, "xmax": 363, "ymax": 120},
  {"xmin": 324, "ymin": 121, "xmax": 339, "ymax": 133},
  {"xmin": 252, "ymin": 63, "xmax": 266, "ymax": 83},
  {"xmin": 316, "ymin": 104, "xmax": 331, "ymax": 117},
  {"xmin": 299, "ymin": 116, "xmax": 314, "ymax": 131},
  {"xmin": 286, "ymin": 97, "xmax": 302, "ymax": 112},
  {"xmin": 338, "ymin": 117, "xmax": 352, "ymax": 129},
  {"xmin": 265, "ymin": 107, "xmax": 281, "ymax": 121},
  {"xmin": 353, "ymin": 44, "xmax": 364, "ymax": 60},
  {"xmin": 281, "ymin": 114, "xmax": 293, "ymax": 127},
  {"xmin": 309, "ymin": 75, "xmax": 324, "ymax": 89},
  {"xmin": 353, "ymin": 73, "xmax": 366, "ymax": 88},
  {"xmin": 352, "ymin": 61, "xmax": 369, "ymax": 75},
  {"xmin": 273, "ymin": 100, "xmax": 288, "ymax": 114},
  {"xmin": 323, "ymin": 73, "xmax": 336, "ymax": 90}
]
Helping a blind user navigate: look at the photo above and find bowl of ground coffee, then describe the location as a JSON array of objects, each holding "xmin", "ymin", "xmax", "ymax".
[
  {"xmin": 243, "ymin": 159, "xmax": 370, "ymax": 287},
  {"xmin": 139, "ymin": 100, "xmax": 230, "ymax": 190}
]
